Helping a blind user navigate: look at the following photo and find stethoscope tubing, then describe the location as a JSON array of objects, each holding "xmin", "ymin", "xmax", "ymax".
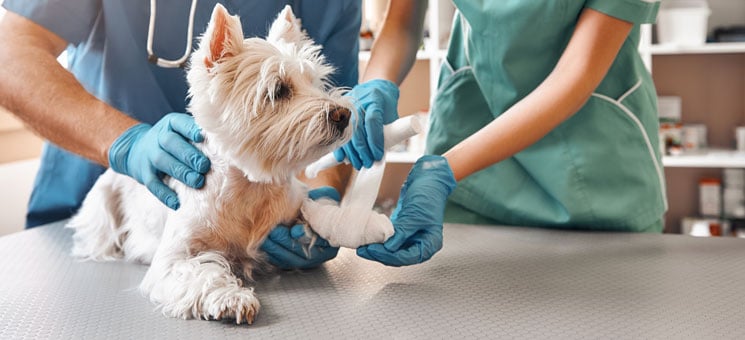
[{"xmin": 146, "ymin": 0, "xmax": 199, "ymax": 68}]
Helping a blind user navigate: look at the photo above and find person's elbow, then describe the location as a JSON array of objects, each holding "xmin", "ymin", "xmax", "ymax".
[{"xmin": 0, "ymin": 11, "xmax": 69, "ymax": 58}]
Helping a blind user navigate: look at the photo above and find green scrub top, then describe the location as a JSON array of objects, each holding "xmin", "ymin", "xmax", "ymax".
[{"xmin": 426, "ymin": 0, "xmax": 665, "ymax": 232}]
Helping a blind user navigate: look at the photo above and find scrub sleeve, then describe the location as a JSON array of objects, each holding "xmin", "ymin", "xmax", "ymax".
[{"xmin": 426, "ymin": 0, "xmax": 665, "ymax": 232}]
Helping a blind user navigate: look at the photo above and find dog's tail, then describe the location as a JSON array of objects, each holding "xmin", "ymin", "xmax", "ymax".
[{"xmin": 66, "ymin": 170, "xmax": 127, "ymax": 261}]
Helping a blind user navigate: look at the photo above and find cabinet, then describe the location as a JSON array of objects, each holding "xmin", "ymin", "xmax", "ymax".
[{"xmin": 640, "ymin": 0, "xmax": 745, "ymax": 233}]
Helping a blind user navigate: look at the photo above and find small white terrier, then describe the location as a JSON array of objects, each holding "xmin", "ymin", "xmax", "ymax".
[{"xmin": 67, "ymin": 4, "xmax": 353, "ymax": 324}]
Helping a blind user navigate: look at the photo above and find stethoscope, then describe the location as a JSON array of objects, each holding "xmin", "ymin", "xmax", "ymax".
[
  {"xmin": 146, "ymin": 0, "xmax": 199, "ymax": 68},
  {"xmin": 147, "ymin": 0, "xmax": 302, "ymax": 69}
]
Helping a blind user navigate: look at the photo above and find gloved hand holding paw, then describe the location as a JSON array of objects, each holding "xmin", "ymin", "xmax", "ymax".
[
  {"xmin": 357, "ymin": 155, "xmax": 456, "ymax": 267},
  {"xmin": 261, "ymin": 186, "xmax": 341, "ymax": 270},
  {"xmin": 334, "ymin": 79, "xmax": 399, "ymax": 169},
  {"xmin": 108, "ymin": 112, "xmax": 211, "ymax": 210}
]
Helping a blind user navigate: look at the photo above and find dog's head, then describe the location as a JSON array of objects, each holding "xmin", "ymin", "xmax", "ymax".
[{"xmin": 187, "ymin": 4, "xmax": 353, "ymax": 182}]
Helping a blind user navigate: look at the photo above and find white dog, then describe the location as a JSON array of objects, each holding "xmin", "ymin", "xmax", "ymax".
[{"xmin": 67, "ymin": 4, "xmax": 353, "ymax": 324}]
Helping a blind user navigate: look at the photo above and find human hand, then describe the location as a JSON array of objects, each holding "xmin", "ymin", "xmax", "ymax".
[
  {"xmin": 108, "ymin": 112, "xmax": 211, "ymax": 210},
  {"xmin": 357, "ymin": 155, "xmax": 456, "ymax": 266},
  {"xmin": 334, "ymin": 79, "xmax": 399, "ymax": 169},
  {"xmin": 260, "ymin": 187, "xmax": 341, "ymax": 270}
]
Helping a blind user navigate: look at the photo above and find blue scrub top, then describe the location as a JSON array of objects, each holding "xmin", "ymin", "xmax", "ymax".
[{"xmin": 2, "ymin": 0, "xmax": 361, "ymax": 228}]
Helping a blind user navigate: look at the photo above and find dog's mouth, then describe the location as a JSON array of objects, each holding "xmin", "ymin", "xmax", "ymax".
[{"xmin": 319, "ymin": 129, "xmax": 347, "ymax": 146}]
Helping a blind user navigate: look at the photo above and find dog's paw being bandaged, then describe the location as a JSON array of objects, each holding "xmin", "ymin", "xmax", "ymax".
[
  {"xmin": 302, "ymin": 199, "xmax": 393, "ymax": 248},
  {"xmin": 303, "ymin": 115, "xmax": 422, "ymax": 248},
  {"xmin": 301, "ymin": 159, "xmax": 395, "ymax": 248}
]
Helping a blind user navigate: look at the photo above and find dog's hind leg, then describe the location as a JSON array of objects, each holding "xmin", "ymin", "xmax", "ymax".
[
  {"xmin": 140, "ymin": 217, "xmax": 260, "ymax": 324},
  {"xmin": 66, "ymin": 170, "xmax": 128, "ymax": 261}
]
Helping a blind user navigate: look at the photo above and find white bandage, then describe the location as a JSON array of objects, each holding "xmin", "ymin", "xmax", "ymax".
[{"xmin": 302, "ymin": 115, "xmax": 422, "ymax": 248}]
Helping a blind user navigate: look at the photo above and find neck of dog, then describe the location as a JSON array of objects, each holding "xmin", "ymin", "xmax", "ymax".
[{"xmin": 201, "ymin": 135, "xmax": 296, "ymax": 185}]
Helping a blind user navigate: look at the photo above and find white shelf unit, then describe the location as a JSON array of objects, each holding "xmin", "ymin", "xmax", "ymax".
[
  {"xmin": 647, "ymin": 42, "xmax": 745, "ymax": 55},
  {"xmin": 385, "ymin": 151, "xmax": 422, "ymax": 164},
  {"xmin": 390, "ymin": 150, "xmax": 745, "ymax": 169},
  {"xmin": 358, "ymin": 49, "xmax": 447, "ymax": 62},
  {"xmin": 359, "ymin": 0, "xmax": 453, "ymax": 165},
  {"xmin": 359, "ymin": 0, "xmax": 451, "ymax": 101},
  {"xmin": 663, "ymin": 150, "xmax": 745, "ymax": 168},
  {"xmin": 638, "ymin": 2, "xmax": 745, "ymax": 170},
  {"xmin": 423, "ymin": 0, "xmax": 448, "ymax": 100},
  {"xmin": 358, "ymin": 1, "xmax": 454, "ymax": 206},
  {"xmin": 639, "ymin": 0, "xmax": 745, "ymax": 233}
]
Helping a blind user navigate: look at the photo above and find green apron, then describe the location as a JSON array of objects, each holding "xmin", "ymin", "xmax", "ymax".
[{"xmin": 426, "ymin": 0, "xmax": 665, "ymax": 232}]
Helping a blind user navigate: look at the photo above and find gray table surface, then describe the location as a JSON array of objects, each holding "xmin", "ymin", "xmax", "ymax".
[{"xmin": 2, "ymin": 221, "xmax": 745, "ymax": 339}]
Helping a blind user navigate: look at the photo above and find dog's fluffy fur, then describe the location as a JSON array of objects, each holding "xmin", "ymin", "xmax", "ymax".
[{"xmin": 66, "ymin": 5, "xmax": 353, "ymax": 324}]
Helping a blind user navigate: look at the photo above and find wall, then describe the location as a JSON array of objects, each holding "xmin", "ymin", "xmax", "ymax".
[
  {"xmin": 0, "ymin": 107, "xmax": 44, "ymax": 163},
  {"xmin": 0, "ymin": 107, "xmax": 43, "ymax": 236},
  {"xmin": 0, "ymin": 2, "xmax": 45, "ymax": 235}
]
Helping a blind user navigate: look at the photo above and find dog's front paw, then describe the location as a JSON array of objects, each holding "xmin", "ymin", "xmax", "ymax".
[{"xmin": 203, "ymin": 286, "xmax": 261, "ymax": 324}]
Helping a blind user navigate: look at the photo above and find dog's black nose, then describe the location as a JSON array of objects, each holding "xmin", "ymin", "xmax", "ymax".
[{"xmin": 328, "ymin": 107, "xmax": 350, "ymax": 130}]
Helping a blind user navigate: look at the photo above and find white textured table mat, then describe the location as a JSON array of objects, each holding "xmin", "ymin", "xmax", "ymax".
[{"xmin": 2, "ymin": 221, "xmax": 745, "ymax": 339}]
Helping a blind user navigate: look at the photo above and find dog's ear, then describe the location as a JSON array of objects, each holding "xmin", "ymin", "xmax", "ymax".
[
  {"xmin": 203, "ymin": 4, "xmax": 244, "ymax": 68},
  {"xmin": 267, "ymin": 5, "xmax": 305, "ymax": 44}
]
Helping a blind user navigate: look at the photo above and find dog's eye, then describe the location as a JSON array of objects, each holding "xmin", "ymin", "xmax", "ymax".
[{"xmin": 273, "ymin": 83, "xmax": 292, "ymax": 100}]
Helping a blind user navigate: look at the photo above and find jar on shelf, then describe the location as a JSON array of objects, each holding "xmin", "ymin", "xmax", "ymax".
[
  {"xmin": 657, "ymin": 0, "xmax": 711, "ymax": 46},
  {"xmin": 660, "ymin": 122, "xmax": 683, "ymax": 156},
  {"xmin": 723, "ymin": 169, "xmax": 745, "ymax": 218},
  {"xmin": 682, "ymin": 124, "xmax": 707, "ymax": 152},
  {"xmin": 735, "ymin": 126, "xmax": 745, "ymax": 153},
  {"xmin": 699, "ymin": 177, "xmax": 721, "ymax": 218}
]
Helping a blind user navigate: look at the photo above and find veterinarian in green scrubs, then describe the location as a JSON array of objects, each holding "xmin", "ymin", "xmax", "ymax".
[
  {"xmin": 0, "ymin": 0, "xmax": 361, "ymax": 269},
  {"xmin": 341, "ymin": 1, "xmax": 666, "ymax": 267}
]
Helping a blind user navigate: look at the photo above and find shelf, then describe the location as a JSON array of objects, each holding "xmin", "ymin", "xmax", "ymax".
[
  {"xmin": 385, "ymin": 151, "xmax": 421, "ymax": 164},
  {"xmin": 412, "ymin": 49, "xmax": 447, "ymax": 60},
  {"xmin": 358, "ymin": 49, "xmax": 447, "ymax": 61},
  {"xmin": 387, "ymin": 150, "xmax": 745, "ymax": 168},
  {"xmin": 646, "ymin": 42, "xmax": 745, "ymax": 55},
  {"xmin": 663, "ymin": 149, "xmax": 745, "ymax": 168}
]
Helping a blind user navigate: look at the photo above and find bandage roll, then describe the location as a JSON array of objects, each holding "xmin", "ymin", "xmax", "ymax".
[{"xmin": 382, "ymin": 114, "xmax": 422, "ymax": 149}]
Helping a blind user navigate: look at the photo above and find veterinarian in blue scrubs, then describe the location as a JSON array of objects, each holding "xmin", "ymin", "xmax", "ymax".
[
  {"xmin": 0, "ymin": 0, "xmax": 361, "ymax": 269},
  {"xmin": 337, "ymin": 1, "xmax": 666, "ymax": 267}
]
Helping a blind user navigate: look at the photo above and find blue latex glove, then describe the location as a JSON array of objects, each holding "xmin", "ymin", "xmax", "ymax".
[
  {"xmin": 334, "ymin": 79, "xmax": 399, "ymax": 169},
  {"xmin": 108, "ymin": 113, "xmax": 211, "ymax": 210},
  {"xmin": 261, "ymin": 187, "xmax": 341, "ymax": 270},
  {"xmin": 357, "ymin": 155, "xmax": 456, "ymax": 267}
]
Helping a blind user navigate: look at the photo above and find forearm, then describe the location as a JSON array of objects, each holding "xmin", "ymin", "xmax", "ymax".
[
  {"xmin": 0, "ymin": 45, "xmax": 137, "ymax": 166},
  {"xmin": 0, "ymin": 12, "xmax": 138, "ymax": 166},
  {"xmin": 444, "ymin": 69, "xmax": 593, "ymax": 181},
  {"xmin": 443, "ymin": 9, "xmax": 633, "ymax": 181},
  {"xmin": 362, "ymin": 0, "xmax": 427, "ymax": 84}
]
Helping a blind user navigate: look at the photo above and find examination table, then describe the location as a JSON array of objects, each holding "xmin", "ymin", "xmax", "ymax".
[{"xmin": 2, "ymin": 220, "xmax": 745, "ymax": 339}]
